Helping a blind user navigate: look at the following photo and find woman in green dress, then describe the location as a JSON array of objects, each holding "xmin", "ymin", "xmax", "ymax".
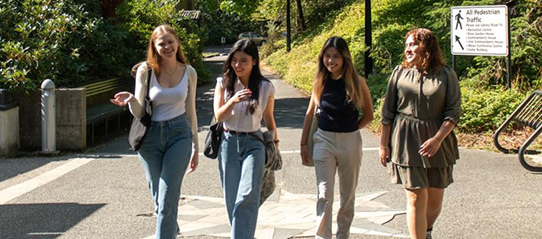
[{"xmin": 379, "ymin": 28, "xmax": 462, "ymax": 239}]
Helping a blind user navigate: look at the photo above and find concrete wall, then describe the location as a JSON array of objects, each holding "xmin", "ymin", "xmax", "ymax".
[
  {"xmin": 0, "ymin": 107, "xmax": 19, "ymax": 156},
  {"xmin": 18, "ymin": 88, "xmax": 86, "ymax": 151},
  {"xmin": 18, "ymin": 91, "xmax": 41, "ymax": 150},
  {"xmin": 56, "ymin": 88, "xmax": 86, "ymax": 150}
]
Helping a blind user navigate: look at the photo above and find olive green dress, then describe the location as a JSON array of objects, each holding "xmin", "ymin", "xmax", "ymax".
[{"xmin": 381, "ymin": 65, "xmax": 462, "ymax": 170}]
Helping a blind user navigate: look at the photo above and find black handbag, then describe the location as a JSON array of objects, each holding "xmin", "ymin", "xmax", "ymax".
[
  {"xmin": 128, "ymin": 69, "xmax": 152, "ymax": 151},
  {"xmin": 203, "ymin": 117, "xmax": 223, "ymax": 159}
]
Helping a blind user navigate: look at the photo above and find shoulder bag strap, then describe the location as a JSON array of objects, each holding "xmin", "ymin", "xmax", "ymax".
[{"xmin": 144, "ymin": 69, "xmax": 152, "ymax": 114}]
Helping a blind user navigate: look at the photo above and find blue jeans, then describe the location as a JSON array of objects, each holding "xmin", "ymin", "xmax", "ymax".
[
  {"xmin": 219, "ymin": 131, "xmax": 265, "ymax": 239},
  {"xmin": 138, "ymin": 114, "xmax": 192, "ymax": 239}
]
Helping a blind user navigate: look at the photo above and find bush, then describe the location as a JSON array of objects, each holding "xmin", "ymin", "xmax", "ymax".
[
  {"xmin": 0, "ymin": 0, "xmax": 210, "ymax": 92},
  {"xmin": 0, "ymin": 0, "xmax": 138, "ymax": 91},
  {"xmin": 459, "ymin": 87, "xmax": 526, "ymax": 133},
  {"xmin": 370, "ymin": 86, "xmax": 526, "ymax": 134}
]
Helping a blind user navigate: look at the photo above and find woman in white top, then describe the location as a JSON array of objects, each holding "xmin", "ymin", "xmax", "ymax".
[
  {"xmin": 110, "ymin": 25, "xmax": 198, "ymax": 239},
  {"xmin": 213, "ymin": 39, "xmax": 278, "ymax": 239}
]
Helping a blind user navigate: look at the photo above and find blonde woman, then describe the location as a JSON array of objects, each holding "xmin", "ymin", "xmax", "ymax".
[
  {"xmin": 111, "ymin": 25, "xmax": 198, "ymax": 239},
  {"xmin": 300, "ymin": 36, "xmax": 373, "ymax": 239}
]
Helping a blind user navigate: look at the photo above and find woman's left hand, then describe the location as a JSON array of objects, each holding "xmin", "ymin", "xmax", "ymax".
[
  {"xmin": 186, "ymin": 152, "xmax": 198, "ymax": 174},
  {"xmin": 418, "ymin": 137, "xmax": 441, "ymax": 158}
]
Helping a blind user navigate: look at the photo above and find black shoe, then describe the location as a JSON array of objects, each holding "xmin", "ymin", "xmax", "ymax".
[{"xmin": 426, "ymin": 227, "xmax": 433, "ymax": 239}]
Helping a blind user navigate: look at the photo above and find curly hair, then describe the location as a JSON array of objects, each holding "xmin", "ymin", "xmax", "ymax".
[{"xmin": 401, "ymin": 28, "xmax": 446, "ymax": 74}]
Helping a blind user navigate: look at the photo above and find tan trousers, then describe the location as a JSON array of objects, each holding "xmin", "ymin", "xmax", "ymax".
[{"xmin": 313, "ymin": 129, "xmax": 362, "ymax": 239}]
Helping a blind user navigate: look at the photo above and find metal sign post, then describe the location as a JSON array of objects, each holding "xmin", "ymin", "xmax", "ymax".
[
  {"xmin": 221, "ymin": 36, "xmax": 226, "ymax": 55},
  {"xmin": 451, "ymin": 5, "xmax": 511, "ymax": 88}
]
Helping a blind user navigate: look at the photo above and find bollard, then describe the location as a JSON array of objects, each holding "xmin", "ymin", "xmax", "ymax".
[{"xmin": 41, "ymin": 79, "xmax": 58, "ymax": 153}]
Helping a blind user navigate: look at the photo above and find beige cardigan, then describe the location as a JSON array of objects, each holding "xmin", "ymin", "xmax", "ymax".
[{"xmin": 128, "ymin": 62, "xmax": 199, "ymax": 152}]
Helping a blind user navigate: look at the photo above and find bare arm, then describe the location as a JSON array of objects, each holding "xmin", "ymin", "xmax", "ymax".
[
  {"xmin": 186, "ymin": 67, "xmax": 199, "ymax": 174},
  {"xmin": 357, "ymin": 76, "xmax": 374, "ymax": 129},
  {"xmin": 418, "ymin": 120, "xmax": 456, "ymax": 157}
]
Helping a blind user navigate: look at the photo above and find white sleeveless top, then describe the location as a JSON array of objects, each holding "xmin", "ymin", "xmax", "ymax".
[
  {"xmin": 149, "ymin": 68, "xmax": 188, "ymax": 121},
  {"xmin": 217, "ymin": 77, "xmax": 275, "ymax": 132}
]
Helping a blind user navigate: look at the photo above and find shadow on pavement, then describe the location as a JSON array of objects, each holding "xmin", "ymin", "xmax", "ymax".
[
  {"xmin": 274, "ymin": 97, "xmax": 309, "ymax": 129},
  {"xmin": 0, "ymin": 157, "xmax": 70, "ymax": 185},
  {"xmin": 0, "ymin": 203, "xmax": 105, "ymax": 239}
]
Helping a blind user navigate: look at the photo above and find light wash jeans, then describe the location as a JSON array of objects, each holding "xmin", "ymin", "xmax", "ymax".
[
  {"xmin": 219, "ymin": 131, "xmax": 265, "ymax": 239},
  {"xmin": 138, "ymin": 114, "xmax": 192, "ymax": 239}
]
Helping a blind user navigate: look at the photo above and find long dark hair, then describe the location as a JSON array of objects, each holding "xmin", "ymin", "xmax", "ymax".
[{"xmin": 222, "ymin": 39, "xmax": 268, "ymax": 114}]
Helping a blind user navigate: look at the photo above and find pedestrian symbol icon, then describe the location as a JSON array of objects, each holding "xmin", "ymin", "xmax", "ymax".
[{"xmin": 455, "ymin": 10, "xmax": 463, "ymax": 30}]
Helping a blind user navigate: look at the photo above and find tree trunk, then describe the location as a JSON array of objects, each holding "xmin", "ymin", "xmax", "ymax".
[
  {"xmin": 295, "ymin": 0, "xmax": 305, "ymax": 30},
  {"xmin": 99, "ymin": 0, "xmax": 125, "ymax": 24}
]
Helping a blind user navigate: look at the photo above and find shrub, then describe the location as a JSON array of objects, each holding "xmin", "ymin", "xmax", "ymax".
[
  {"xmin": 0, "ymin": 0, "xmax": 138, "ymax": 91},
  {"xmin": 0, "ymin": 0, "xmax": 210, "ymax": 92},
  {"xmin": 459, "ymin": 87, "xmax": 526, "ymax": 133}
]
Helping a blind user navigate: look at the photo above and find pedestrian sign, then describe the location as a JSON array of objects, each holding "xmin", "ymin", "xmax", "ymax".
[{"xmin": 451, "ymin": 5, "xmax": 508, "ymax": 56}]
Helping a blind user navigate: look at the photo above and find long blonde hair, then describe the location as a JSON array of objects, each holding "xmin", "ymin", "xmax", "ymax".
[
  {"xmin": 146, "ymin": 25, "xmax": 188, "ymax": 76},
  {"xmin": 313, "ymin": 36, "xmax": 364, "ymax": 109}
]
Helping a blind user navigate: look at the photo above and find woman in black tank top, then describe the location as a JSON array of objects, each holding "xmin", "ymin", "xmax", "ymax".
[{"xmin": 299, "ymin": 36, "xmax": 373, "ymax": 239}]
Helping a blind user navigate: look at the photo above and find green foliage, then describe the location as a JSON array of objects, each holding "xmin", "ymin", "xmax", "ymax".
[
  {"xmin": 0, "ymin": 0, "xmax": 138, "ymax": 91},
  {"xmin": 197, "ymin": 0, "xmax": 261, "ymax": 18},
  {"xmin": 116, "ymin": 0, "xmax": 206, "ymax": 68},
  {"xmin": 458, "ymin": 87, "xmax": 526, "ymax": 133},
  {"xmin": 0, "ymin": 0, "xmax": 210, "ymax": 91},
  {"xmin": 262, "ymin": 1, "xmax": 367, "ymax": 93},
  {"xmin": 463, "ymin": 0, "xmax": 542, "ymax": 91},
  {"xmin": 261, "ymin": 0, "xmax": 542, "ymax": 133},
  {"xmin": 196, "ymin": 1, "xmax": 262, "ymax": 46}
]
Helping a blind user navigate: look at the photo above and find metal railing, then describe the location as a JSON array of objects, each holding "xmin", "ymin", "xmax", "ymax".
[{"xmin": 493, "ymin": 90, "xmax": 542, "ymax": 172}]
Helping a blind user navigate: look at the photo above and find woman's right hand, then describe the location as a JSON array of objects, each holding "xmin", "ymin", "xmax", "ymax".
[
  {"xmin": 110, "ymin": 91, "xmax": 135, "ymax": 106},
  {"xmin": 379, "ymin": 146, "xmax": 390, "ymax": 167},
  {"xmin": 300, "ymin": 144, "xmax": 310, "ymax": 165},
  {"xmin": 229, "ymin": 89, "xmax": 252, "ymax": 103}
]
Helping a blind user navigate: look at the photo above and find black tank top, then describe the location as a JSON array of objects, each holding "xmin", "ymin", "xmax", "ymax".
[{"xmin": 318, "ymin": 77, "xmax": 359, "ymax": 132}]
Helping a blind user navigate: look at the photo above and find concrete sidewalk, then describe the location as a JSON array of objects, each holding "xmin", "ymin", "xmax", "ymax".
[{"xmin": 1, "ymin": 55, "xmax": 541, "ymax": 239}]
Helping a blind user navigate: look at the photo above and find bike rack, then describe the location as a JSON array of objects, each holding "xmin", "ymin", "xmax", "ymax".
[{"xmin": 493, "ymin": 90, "xmax": 542, "ymax": 172}]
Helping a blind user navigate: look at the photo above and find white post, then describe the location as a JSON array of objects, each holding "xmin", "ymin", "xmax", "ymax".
[{"xmin": 41, "ymin": 79, "xmax": 57, "ymax": 153}]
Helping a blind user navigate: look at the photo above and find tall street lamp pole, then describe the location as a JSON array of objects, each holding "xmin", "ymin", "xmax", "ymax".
[
  {"xmin": 364, "ymin": 0, "xmax": 373, "ymax": 77},
  {"xmin": 286, "ymin": 0, "xmax": 291, "ymax": 52}
]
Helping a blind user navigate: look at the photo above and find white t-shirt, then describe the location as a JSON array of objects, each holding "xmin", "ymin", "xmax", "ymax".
[
  {"xmin": 149, "ymin": 69, "xmax": 188, "ymax": 121},
  {"xmin": 217, "ymin": 77, "xmax": 275, "ymax": 132}
]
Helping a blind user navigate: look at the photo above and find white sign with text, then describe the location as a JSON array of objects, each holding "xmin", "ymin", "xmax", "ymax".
[{"xmin": 451, "ymin": 5, "xmax": 508, "ymax": 56}]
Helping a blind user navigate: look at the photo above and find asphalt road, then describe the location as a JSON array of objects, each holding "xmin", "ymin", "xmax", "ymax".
[{"xmin": 0, "ymin": 54, "xmax": 541, "ymax": 239}]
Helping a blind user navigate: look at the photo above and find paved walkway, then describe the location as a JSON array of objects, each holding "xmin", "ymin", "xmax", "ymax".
[{"xmin": 1, "ymin": 55, "xmax": 542, "ymax": 239}]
